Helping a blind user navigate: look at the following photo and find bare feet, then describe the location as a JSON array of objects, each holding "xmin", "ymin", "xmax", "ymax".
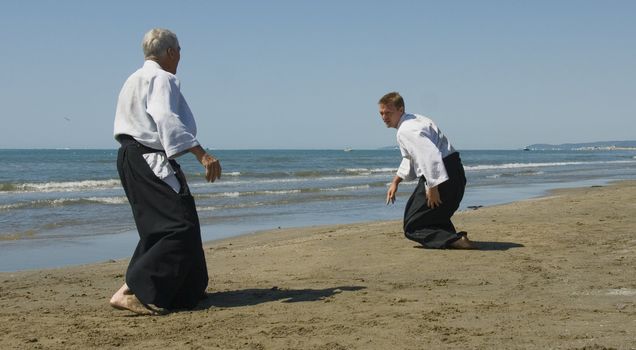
[
  {"xmin": 448, "ymin": 235, "xmax": 477, "ymax": 249},
  {"xmin": 110, "ymin": 283, "xmax": 164, "ymax": 315}
]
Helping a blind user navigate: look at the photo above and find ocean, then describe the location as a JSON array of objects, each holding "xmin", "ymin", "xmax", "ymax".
[{"xmin": 1, "ymin": 148, "xmax": 635, "ymax": 271}]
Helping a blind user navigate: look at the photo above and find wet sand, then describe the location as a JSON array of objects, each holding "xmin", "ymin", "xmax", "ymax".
[{"xmin": 1, "ymin": 181, "xmax": 635, "ymax": 349}]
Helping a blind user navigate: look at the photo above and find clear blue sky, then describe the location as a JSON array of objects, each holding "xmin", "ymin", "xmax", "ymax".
[{"xmin": 1, "ymin": 0, "xmax": 634, "ymax": 150}]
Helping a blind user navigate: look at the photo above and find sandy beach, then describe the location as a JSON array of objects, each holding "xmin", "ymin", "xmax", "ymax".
[{"xmin": 1, "ymin": 181, "xmax": 635, "ymax": 349}]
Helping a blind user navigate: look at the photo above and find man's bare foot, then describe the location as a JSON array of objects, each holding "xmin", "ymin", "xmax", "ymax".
[
  {"xmin": 110, "ymin": 283, "xmax": 163, "ymax": 315},
  {"xmin": 448, "ymin": 235, "xmax": 477, "ymax": 249},
  {"xmin": 112, "ymin": 283, "xmax": 133, "ymax": 297}
]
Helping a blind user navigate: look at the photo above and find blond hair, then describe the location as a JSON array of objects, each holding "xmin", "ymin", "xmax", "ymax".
[{"xmin": 378, "ymin": 92, "xmax": 404, "ymax": 110}]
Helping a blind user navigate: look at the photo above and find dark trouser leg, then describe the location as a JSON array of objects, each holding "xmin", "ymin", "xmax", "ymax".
[
  {"xmin": 117, "ymin": 142, "xmax": 208, "ymax": 309},
  {"xmin": 403, "ymin": 153, "xmax": 466, "ymax": 249}
]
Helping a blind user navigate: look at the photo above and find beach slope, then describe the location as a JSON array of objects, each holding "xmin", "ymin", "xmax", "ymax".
[{"xmin": 1, "ymin": 181, "xmax": 635, "ymax": 349}]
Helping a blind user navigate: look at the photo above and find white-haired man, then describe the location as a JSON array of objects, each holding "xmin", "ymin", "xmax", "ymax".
[{"xmin": 111, "ymin": 28, "xmax": 221, "ymax": 314}]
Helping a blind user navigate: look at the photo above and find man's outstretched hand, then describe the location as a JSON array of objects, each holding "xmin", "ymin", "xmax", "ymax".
[
  {"xmin": 200, "ymin": 154, "xmax": 221, "ymax": 182},
  {"xmin": 386, "ymin": 183, "xmax": 397, "ymax": 205},
  {"xmin": 386, "ymin": 176, "xmax": 403, "ymax": 205},
  {"xmin": 190, "ymin": 145, "xmax": 222, "ymax": 182}
]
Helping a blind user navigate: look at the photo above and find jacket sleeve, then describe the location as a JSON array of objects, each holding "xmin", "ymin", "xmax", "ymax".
[
  {"xmin": 396, "ymin": 140, "xmax": 416, "ymax": 181},
  {"xmin": 146, "ymin": 74, "xmax": 199, "ymax": 158}
]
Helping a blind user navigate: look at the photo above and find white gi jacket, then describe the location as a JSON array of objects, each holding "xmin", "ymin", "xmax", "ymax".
[
  {"xmin": 395, "ymin": 113, "xmax": 456, "ymax": 189},
  {"xmin": 114, "ymin": 60, "xmax": 200, "ymax": 192}
]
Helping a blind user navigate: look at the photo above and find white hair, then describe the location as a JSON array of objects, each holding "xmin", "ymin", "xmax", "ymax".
[{"xmin": 142, "ymin": 28, "xmax": 179, "ymax": 59}]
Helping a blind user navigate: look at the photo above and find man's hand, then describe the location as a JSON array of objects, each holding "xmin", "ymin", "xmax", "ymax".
[
  {"xmin": 386, "ymin": 183, "xmax": 398, "ymax": 205},
  {"xmin": 200, "ymin": 154, "xmax": 221, "ymax": 182},
  {"xmin": 189, "ymin": 145, "xmax": 222, "ymax": 182},
  {"xmin": 386, "ymin": 176, "xmax": 403, "ymax": 205},
  {"xmin": 426, "ymin": 186, "xmax": 442, "ymax": 208}
]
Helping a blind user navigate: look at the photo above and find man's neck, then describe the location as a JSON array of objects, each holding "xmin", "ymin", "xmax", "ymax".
[{"xmin": 146, "ymin": 57, "xmax": 174, "ymax": 74}]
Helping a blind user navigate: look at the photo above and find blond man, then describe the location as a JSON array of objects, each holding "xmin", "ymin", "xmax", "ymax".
[{"xmin": 379, "ymin": 92, "xmax": 474, "ymax": 249}]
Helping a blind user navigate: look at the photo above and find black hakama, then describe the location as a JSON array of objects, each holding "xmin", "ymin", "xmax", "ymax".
[
  {"xmin": 117, "ymin": 136, "xmax": 208, "ymax": 309},
  {"xmin": 403, "ymin": 152, "xmax": 467, "ymax": 248}
]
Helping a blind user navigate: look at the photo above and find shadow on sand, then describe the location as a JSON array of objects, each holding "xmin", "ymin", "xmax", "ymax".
[
  {"xmin": 413, "ymin": 241, "xmax": 524, "ymax": 251},
  {"xmin": 472, "ymin": 241, "xmax": 524, "ymax": 251},
  {"xmin": 197, "ymin": 285, "xmax": 366, "ymax": 309}
]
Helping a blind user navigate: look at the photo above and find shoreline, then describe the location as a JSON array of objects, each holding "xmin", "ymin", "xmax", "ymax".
[
  {"xmin": 1, "ymin": 180, "xmax": 635, "ymax": 349},
  {"xmin": 0, "ymin": 177, "xmax": 619, "ymax": 273}
]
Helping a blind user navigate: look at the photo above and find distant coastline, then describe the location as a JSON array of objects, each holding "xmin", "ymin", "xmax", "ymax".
[{"xmin": 524, "ymin": 140, "xmax": 636, "ymax": 151}]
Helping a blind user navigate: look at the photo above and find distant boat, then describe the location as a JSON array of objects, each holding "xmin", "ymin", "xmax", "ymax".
[
  {"xmin": 343, "ymin": 148, "xmax": 352, "ymax": 152},
  {"xmin": 523, "ymin": 147, "xmax": 530, "ymax": 151}
]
